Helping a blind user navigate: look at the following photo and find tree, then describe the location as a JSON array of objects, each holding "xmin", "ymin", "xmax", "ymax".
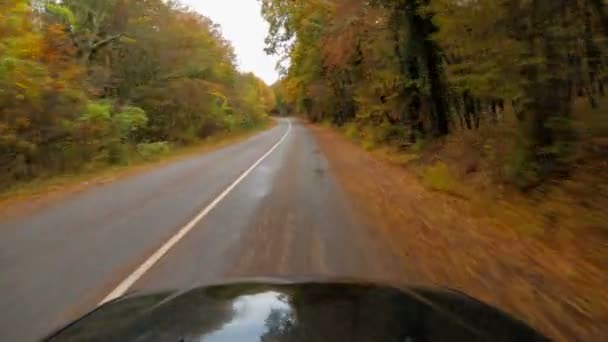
[
  {"xmin": 0, "ymin": 0, "xmax": 274, "ymax": 187},
  {"xmin": 263, "ymin": 0, "xmax": 608, "ymax": 187},
  {"xmin": 46, "ymin": 0, "xmax": 124, "ymax": 64}
]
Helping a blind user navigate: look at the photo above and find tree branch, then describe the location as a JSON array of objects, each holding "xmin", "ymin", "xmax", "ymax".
[{"xmin": 91, "ymin": 33, "xmax": 123, "ymax": 51}]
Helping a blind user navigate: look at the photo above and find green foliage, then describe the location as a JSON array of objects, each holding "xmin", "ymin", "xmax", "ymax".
[
  {"xmin": 107, "ymin": 142, "xmax": 130, "ymax": 165},
  {"xmin": 0, "ymin": 0, "xmax": 274, "ymax": 189},
  {"xmin": 114, "ymin": 106, "xmax": 148, "ymax": 138},
  {"xmin": 505, "ymin": 115, "xmax": 578, "ymax": 190},
  {"xmin": 263, "ymin": 0, "xmax": 607, "ymax": 189},
  {"xmin": 421, "ymin": 161, "xmax": 456, "ymax": 193},
  {"xmin": 137, "ymin": 142, "xmax": 171, "ymax": 161},
  {"xmin": 81, "ymin": 101, "xmax": 112, "ymax": 123},
  {"xmin": 505, "ymin": 143, "xmax": 542, "ymax": 190},
  {"xmin": 344, "ymin": 122, "xmax": 359, "ymax": 141},
  {"xmin": 46, "ymin": 3, "xmax": 76, "ymax": 26}
]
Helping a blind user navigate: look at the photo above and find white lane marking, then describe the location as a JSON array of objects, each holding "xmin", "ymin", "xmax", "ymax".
[{"xmin": 99, "ymin": 119, "xmax": 292, "ymax": 305}]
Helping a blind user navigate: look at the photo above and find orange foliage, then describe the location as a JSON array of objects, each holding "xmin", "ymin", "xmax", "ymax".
[{"xmin": 320, "ymin": 0, "xmax": 384, "ymax": 69}]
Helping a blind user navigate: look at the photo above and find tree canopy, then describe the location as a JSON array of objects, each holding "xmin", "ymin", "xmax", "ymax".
[
  {"xmin": 1, "ymin": 0, "xmax": 274, "ymax": 187},
  {"xmin": 263, "ymin": 0, "xmax": 608, "ymax": 188}
]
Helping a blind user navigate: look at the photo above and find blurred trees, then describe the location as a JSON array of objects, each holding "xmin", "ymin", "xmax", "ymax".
[
  {"xmin": 1, "ymin": 0, "xmax": 273, "ymax": 188},
  {"xmin": 263, "ymin": 0, "xmax": 608, "ymax": 188}
]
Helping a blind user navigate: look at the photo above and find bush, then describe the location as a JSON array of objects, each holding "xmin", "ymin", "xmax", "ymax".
[
  {"xmin": 137, "ymin": 141, "xmax": 171, "ymax": 161},
  {"xmin": 362, "ymin": 139, "xmax": 376, "ymax": 151},
  {"xmin": 81, "ymin": 101, "xmax": 112, "ymax": 123},
  {"xmin": 504, "ymin": 144, "xmax": 542, "ymax": 190},
  {"xmin": 113, "ymin": 106, "xmax": 148, "ymax": 140},
  {"xmin": 421, "ymin": 161, "xmax": 456, "ymax": 193},
  {"xmin": 107, "ymin": 142, "xmax": 130, "ymax": 165},
  {"xmin": 361, "ymin": 122, "xmax": 398, "ymax": 150},
  {"xmin": 374, "ymin": 120, "xmax": 401, "ymax": 143},
  {"xmin": 344, "ymin": 122, "xmax": 360, "ymax": 140}
]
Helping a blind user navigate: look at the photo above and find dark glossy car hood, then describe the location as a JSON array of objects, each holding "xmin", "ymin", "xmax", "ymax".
[{"xmin": 46, "ymin": 280, "xmax": 547, "ymax": 341}]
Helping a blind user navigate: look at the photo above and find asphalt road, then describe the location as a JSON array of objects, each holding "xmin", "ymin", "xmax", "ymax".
[{"xmin": 0, "ymin": 118, "xmax": 402, "ymax": 341}]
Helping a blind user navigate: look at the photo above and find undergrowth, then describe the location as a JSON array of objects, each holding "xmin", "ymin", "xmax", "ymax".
[
  {"xmin": 0, "ymin": 119, "xmax": 274, "ymax": 207},
  {"xmin": 420, "ymin": 161, "xmax": 457, "ymax": 194},
  {"xmin": 333, "ymin": 100, "xmax": 608, "ymax": 235}
]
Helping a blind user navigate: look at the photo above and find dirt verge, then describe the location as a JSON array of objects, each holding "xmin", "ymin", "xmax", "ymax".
[{"xmin": 310, "ymin": 123, "xmax": 608, "ymax": 341}]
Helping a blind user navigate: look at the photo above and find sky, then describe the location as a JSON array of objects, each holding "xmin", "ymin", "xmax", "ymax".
[{"xmin": 181, "ymin": 0, "xmax": 280, "ymax": 85}]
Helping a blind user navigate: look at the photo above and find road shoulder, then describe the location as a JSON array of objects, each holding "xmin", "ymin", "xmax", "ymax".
[{"xmin": 309, "ymin": 122, "xmax": 608, "ymax": 341}]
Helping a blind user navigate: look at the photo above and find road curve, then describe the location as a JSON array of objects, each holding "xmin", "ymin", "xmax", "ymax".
[{"xmin": 0, "ymin": 118, "xmax": 403, "ymax": 341}]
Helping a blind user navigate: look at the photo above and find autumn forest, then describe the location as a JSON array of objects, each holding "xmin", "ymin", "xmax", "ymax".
[
  {"xmin": 266, "ymin": 0, "xmax": 608, "ymax": 190},
  {"xmin": 1, "ymin": 0, "xmax": 275, "ymax": 189},
  {"xmin": 1, "ymin": 1, "xmax": 608, "ymax": 340}
]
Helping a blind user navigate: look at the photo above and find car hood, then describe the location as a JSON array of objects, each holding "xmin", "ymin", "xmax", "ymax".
[{"xmin": 46, "ymin": 279, "xmax": 547, "ymax": 341}]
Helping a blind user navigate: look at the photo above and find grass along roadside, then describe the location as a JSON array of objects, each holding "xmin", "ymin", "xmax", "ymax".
[
  {"xmin": 331, "ymin": 109, "xmax": 608, "ymax": 236},
  {"xmin": 0, "ymin": 119, "xmax": 277, "ymax": 215}
]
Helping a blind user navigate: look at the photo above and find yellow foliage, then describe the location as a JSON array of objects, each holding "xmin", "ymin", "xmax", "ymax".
[{"xmin": 421, "ymin": 161, "xmax": 457, "ymax": 194}]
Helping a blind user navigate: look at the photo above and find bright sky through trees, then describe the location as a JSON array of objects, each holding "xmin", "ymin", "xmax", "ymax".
[{"xmin": 182, "ymin": 0, "xmax": 280, "ymax": 85}]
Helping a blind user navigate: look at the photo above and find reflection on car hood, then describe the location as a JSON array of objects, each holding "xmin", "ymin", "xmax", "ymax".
[{"xmin": 46, "ymin": 280, "xmax": 548, "ymax": 341}]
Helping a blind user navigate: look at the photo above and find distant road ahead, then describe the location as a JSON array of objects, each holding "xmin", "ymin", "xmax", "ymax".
[{"xmin": 0, "ymin": 118, "xmax": 401, "ymax": 341}]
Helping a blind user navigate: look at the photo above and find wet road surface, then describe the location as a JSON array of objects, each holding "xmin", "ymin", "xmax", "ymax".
[{"xmin": 0, "ymin": 118, "xmax": 402, "ymax": 341}]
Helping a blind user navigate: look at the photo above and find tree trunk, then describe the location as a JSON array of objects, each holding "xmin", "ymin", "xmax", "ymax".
[
  {"xmin": 474, "ymin": 98, "xmax": 481, "ymax": 129},
  {"xmin": 463, "ymin": 92, "xmax": 473, "ymax": 130},
  {"xmin": 424, "ymin": 39, "xmax": 449, "ymax": 136},
  {"xmin": 581, "ymin": 0, "xmax": 599, "ymax": 108}
]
